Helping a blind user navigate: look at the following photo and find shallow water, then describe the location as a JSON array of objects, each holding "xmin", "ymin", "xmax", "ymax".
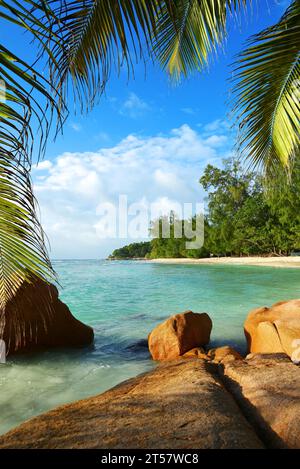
[{"xmin": 1, "ymin": 260, "xmax": 300, "ymax": 435}]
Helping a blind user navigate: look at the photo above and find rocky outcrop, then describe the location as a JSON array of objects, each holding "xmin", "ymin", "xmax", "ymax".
[
  {"xmin": 220, "ymin": 354, "xmax": 300, "ymax": 449},
  {"xmin": 244, "ymin": 299, "xmax": 300, "ymax": 359},
  {"xmin": 3, "ymin": 296, "xmax": 300, "ymax": 449},
  {"xmin": 275, "ymin": 320, "xmax": 300, "ymax": 360},
  {"xmin": 1, "ymin": 278, "xmax": 94, "ymax": 354},
  {"xmin": 0, "ymin": 359, "xmax": 264, "ymax": 449},
  {"xmin": 208, "ymin": 346, "xmax": 243, "ymax": 364},
  {"xmin": 181, "ymin": 345, "xmax": 243, "ymax": 363},
  {"xmin": 182, "ymin": 347, "xmax": 207, "ymax": 359},
  {"xmin": 148, "ymin": 311, "xmax": 212, "ymax": 361}
]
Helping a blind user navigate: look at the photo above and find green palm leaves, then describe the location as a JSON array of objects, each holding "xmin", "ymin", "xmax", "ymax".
[
  {"xmin": 153, "ymin": 0, "xmax": 248, "ymax": 80},
  {"xmin": 0, "ymin": 1, "xmax": 59, "ymax": 311},
  {"xmin": 36, "ymin": 0, "xmax": 166, "ymax": 109},
  {"xmin": 0, "ymin": 156, "xmax": 54, "ymax": 310},
  {"xmin": 42, "ymin": 0, "xmax": 249, "ymax": 103},
  {"xmin": 233, "ymin": 0, "xmax": 300, "ymax": 174}
]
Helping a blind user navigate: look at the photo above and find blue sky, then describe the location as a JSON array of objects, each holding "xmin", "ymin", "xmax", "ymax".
[{"xmin": 2, "ymin": 1, "xmax": 289, "ymax": 258}]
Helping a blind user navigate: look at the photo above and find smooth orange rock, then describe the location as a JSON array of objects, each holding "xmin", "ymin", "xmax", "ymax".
[
  {"xmin": 182, "ymin": 347, "xmax": 207, "ymax": 359},
  {"xmin": 221, "ymin": 354, "xmax": 300, "ymax": 448},
  {"xmin": 148, "ymin": 311, "xmax": 212, "ymax": 361},
  {"xmin": 244, "ymin": 299, "xmax": 300, "ymax": 358},
  {"xmin": 252, "ymin": 321, "xmax": 283, "ymax": 354},
  {"xmin": 0, "ymin": 278, "xmax": 94, "ymax": 354},
  {"xmin": 275, "ymin": 319, "xmax": 300, "ymax": 362},
  {"xmin": 208, "ymin": 346, "xmax": 243, "ymax": 363},
  {"xmin": 0, "ymin": 360, "xmax": 264, "ymax": 449}
]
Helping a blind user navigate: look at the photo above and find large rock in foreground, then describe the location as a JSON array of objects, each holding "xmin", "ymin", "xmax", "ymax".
[
  {"xmin": 244, "ymin": 299, "xmax": 300, "ymax": 359},
  {"xmin": 1, "ymin": 278, "xmax": 94, "ymax": 354},
  {"xmin": 0, "ymin": 360, "xmax": 263, "ymax": 449},
  {"xmin": 148, "ymin": 311, "xmax": 212, "ymax": 361},
  {"xmin": 220, "ymin": 354, "xmax": 300, "ymax": 449}
]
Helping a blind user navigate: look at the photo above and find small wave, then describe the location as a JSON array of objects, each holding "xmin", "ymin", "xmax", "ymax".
[{"xmin": 128, "ymin": 313, "xmax": 148, "ymax": 320}]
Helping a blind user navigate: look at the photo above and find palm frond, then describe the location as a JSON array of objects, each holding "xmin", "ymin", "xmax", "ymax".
[
  {"xmin": 32, "ymin": 0, "xmax": 169, "ymax": 111},
  {"xmin": 0, "ymin": 1, "xmax": 66, "ymax": 165},
  {"xmin": 0, "ymin": 155, "xmax": 55, "ymax": 312},
  {"xmin": 233, "ymin": 0, "xmax": 300, "ymax": 174},
  {"xmin": 153, "ymin": 0, "xmax": 249, "ymax": 81},
  {"xmin": 0, "ymin": 1, "xmax": 62, "ymax": 312},
  {"xmin": 31, "ymin": 1, "xmax": 249, "ymax": 109},
  {"xmin": 0, "ymin": 45, "xmax": 56, "ymax": 165}
]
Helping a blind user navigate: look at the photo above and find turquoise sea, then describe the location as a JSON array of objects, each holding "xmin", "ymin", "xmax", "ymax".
[{"xmin": 1, "ymin": 259, "xmax": 300, "ymax": 435}]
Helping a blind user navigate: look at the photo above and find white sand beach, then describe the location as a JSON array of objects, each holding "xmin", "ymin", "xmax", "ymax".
[{"xmin": 149, "ymin": 256, "xmax": 300, "ymax": 268}]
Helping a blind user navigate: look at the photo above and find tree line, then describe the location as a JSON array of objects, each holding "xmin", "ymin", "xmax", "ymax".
[{"xmin": 109, "ymin": 158, "xmax": 300, "ymax": 259}]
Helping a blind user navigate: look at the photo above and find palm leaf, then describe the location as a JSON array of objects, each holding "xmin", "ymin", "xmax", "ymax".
[
  {"xmin": 233, "ymin": 0, "xmax": 300, "ymax": 174},
  {"xmin": 153, "ymin": 0, "xmax": 249, "ymax": 81},
  {"xmin": 0, "ymin": 155, "xmax": 55, "ymax": 311},
  {"xmin": 32, "ymin": 0, "xmax": 168, "ymax": 111},
  {"xmin": 0, "ymin": 1, "xmax": 62, "ymax": 315},
  {"xmin": 31, "ymin": 1, "xmax": 249, "ymax": 109},
  {"xmin": 0, "ymin": 1, "xmax": 66, "ymax": 164}
]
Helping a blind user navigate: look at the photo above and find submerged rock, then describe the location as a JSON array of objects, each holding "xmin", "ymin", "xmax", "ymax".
[
  {"xmin": 220, "ymin": 353, "xmax": 300, "ymax": 449},
  {"xmin": 244, "ymin": 299, "xmax": 300, "ymax": 359},
  {"xmin": 126, "ymin": 339, "xmax": 150, "ymax": 358},
  {"xmin": 1, "ymin": 278, "xmax": 94, "ymax": 354},
  {"xmin": 126, "ymin": 339, "xmax": 149, "ymax": 351},
  {"xmin": 0, "ymin": 359, "xmax": 264, "ymax": 449},
  {"xmin": 148, "ymin": 311, "xmax": 212, "ymax": 361}
]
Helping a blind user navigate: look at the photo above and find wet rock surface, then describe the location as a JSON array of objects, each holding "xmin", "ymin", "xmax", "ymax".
[
  {"xmin": 220, "ymin": 353, "xmax": 300, "ymax": 448},
  {"xmin": 0, "ymin": 359, "xmax": 264, "ymax": 449},
  {"xmin": 1, "ymin": 279, "xmax": 94, "ymax": 354}
]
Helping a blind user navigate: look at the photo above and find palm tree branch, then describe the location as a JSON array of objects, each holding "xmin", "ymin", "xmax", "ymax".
[
  {"xmin": 31, "ymin": 0, "xmax": 165, "ymax": 111},
  {"xmin": 0, "ymin": 155, "xmax": 56, "ymax": 312},
  {"xmin": 233, "ymin": 0, "xmax": 300, "ymax": 173},
  {"xmin": 153, "ymin": 0, "xmax": 249, "ymax": 81},
  {"xmin": 0, "ymin": 1, "xmax": 64, "ymax": 313}
]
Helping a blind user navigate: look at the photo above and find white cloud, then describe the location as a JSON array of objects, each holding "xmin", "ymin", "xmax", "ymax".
[
  {"xmin": 69, "ymin": 122, "xmax": 82, "ymax": 132},
  {"xmin": 204, "ymin": 135, "xmax": 228, "ymax": 147},
  {"xmin": 201, "ymin": 119, "xmax": 231, "ymax": 135},
  {"xmin": 34, "ymin": 123, "xmax": 231, "ymax": 258},
  {"xmin": 94, "ymin": 131, "xmax": 110, "ymax": 143},
  {"xmin": 33, "ymin": 160, "xmax": 53, "ymax": 171},
  {"xmin": 119, "ymin": 92, "xmax": 150, "ymax": 118},
  {"xmin": 154, "ymin": 169, "xmax": 180, "ymax": 188},
  {"xmin": 181, "ymin": 107, "xmax": 195, "ymax": 115}
]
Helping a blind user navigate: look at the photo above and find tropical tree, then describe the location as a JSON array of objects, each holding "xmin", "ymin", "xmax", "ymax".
[
  {"xmin": 0, "ymin": 0, "xmax": 299, "ymax": 325},
  {"xmin": 200, "ymin": 157, "xmax": 300, "ymax": 257}
]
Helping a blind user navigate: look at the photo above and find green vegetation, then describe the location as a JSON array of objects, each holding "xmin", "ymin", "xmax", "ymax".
[
  {"xmin": 148, "ymin": 216, "xmax": 210, "ymax": 259},
  {"xmin": 200, "ymin": 158, "xmax": 300, "ymax": 257},
  {"xmin": 109, "ymin": 242, "xmax": 152, "ymax": 260},
  {"xmin": 111, "ymin": 157, "xmax": 300, "ymax": 259}
]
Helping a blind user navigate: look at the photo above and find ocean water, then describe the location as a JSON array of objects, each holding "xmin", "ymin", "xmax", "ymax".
[{"xmin": 0, "ymin": 259, "xmax": 300, "ymax": 435}]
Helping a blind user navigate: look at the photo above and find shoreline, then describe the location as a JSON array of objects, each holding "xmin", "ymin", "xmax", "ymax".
[{"xmin": 148, "ymin": 256, "xmax": 300, "ymax": 268}]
